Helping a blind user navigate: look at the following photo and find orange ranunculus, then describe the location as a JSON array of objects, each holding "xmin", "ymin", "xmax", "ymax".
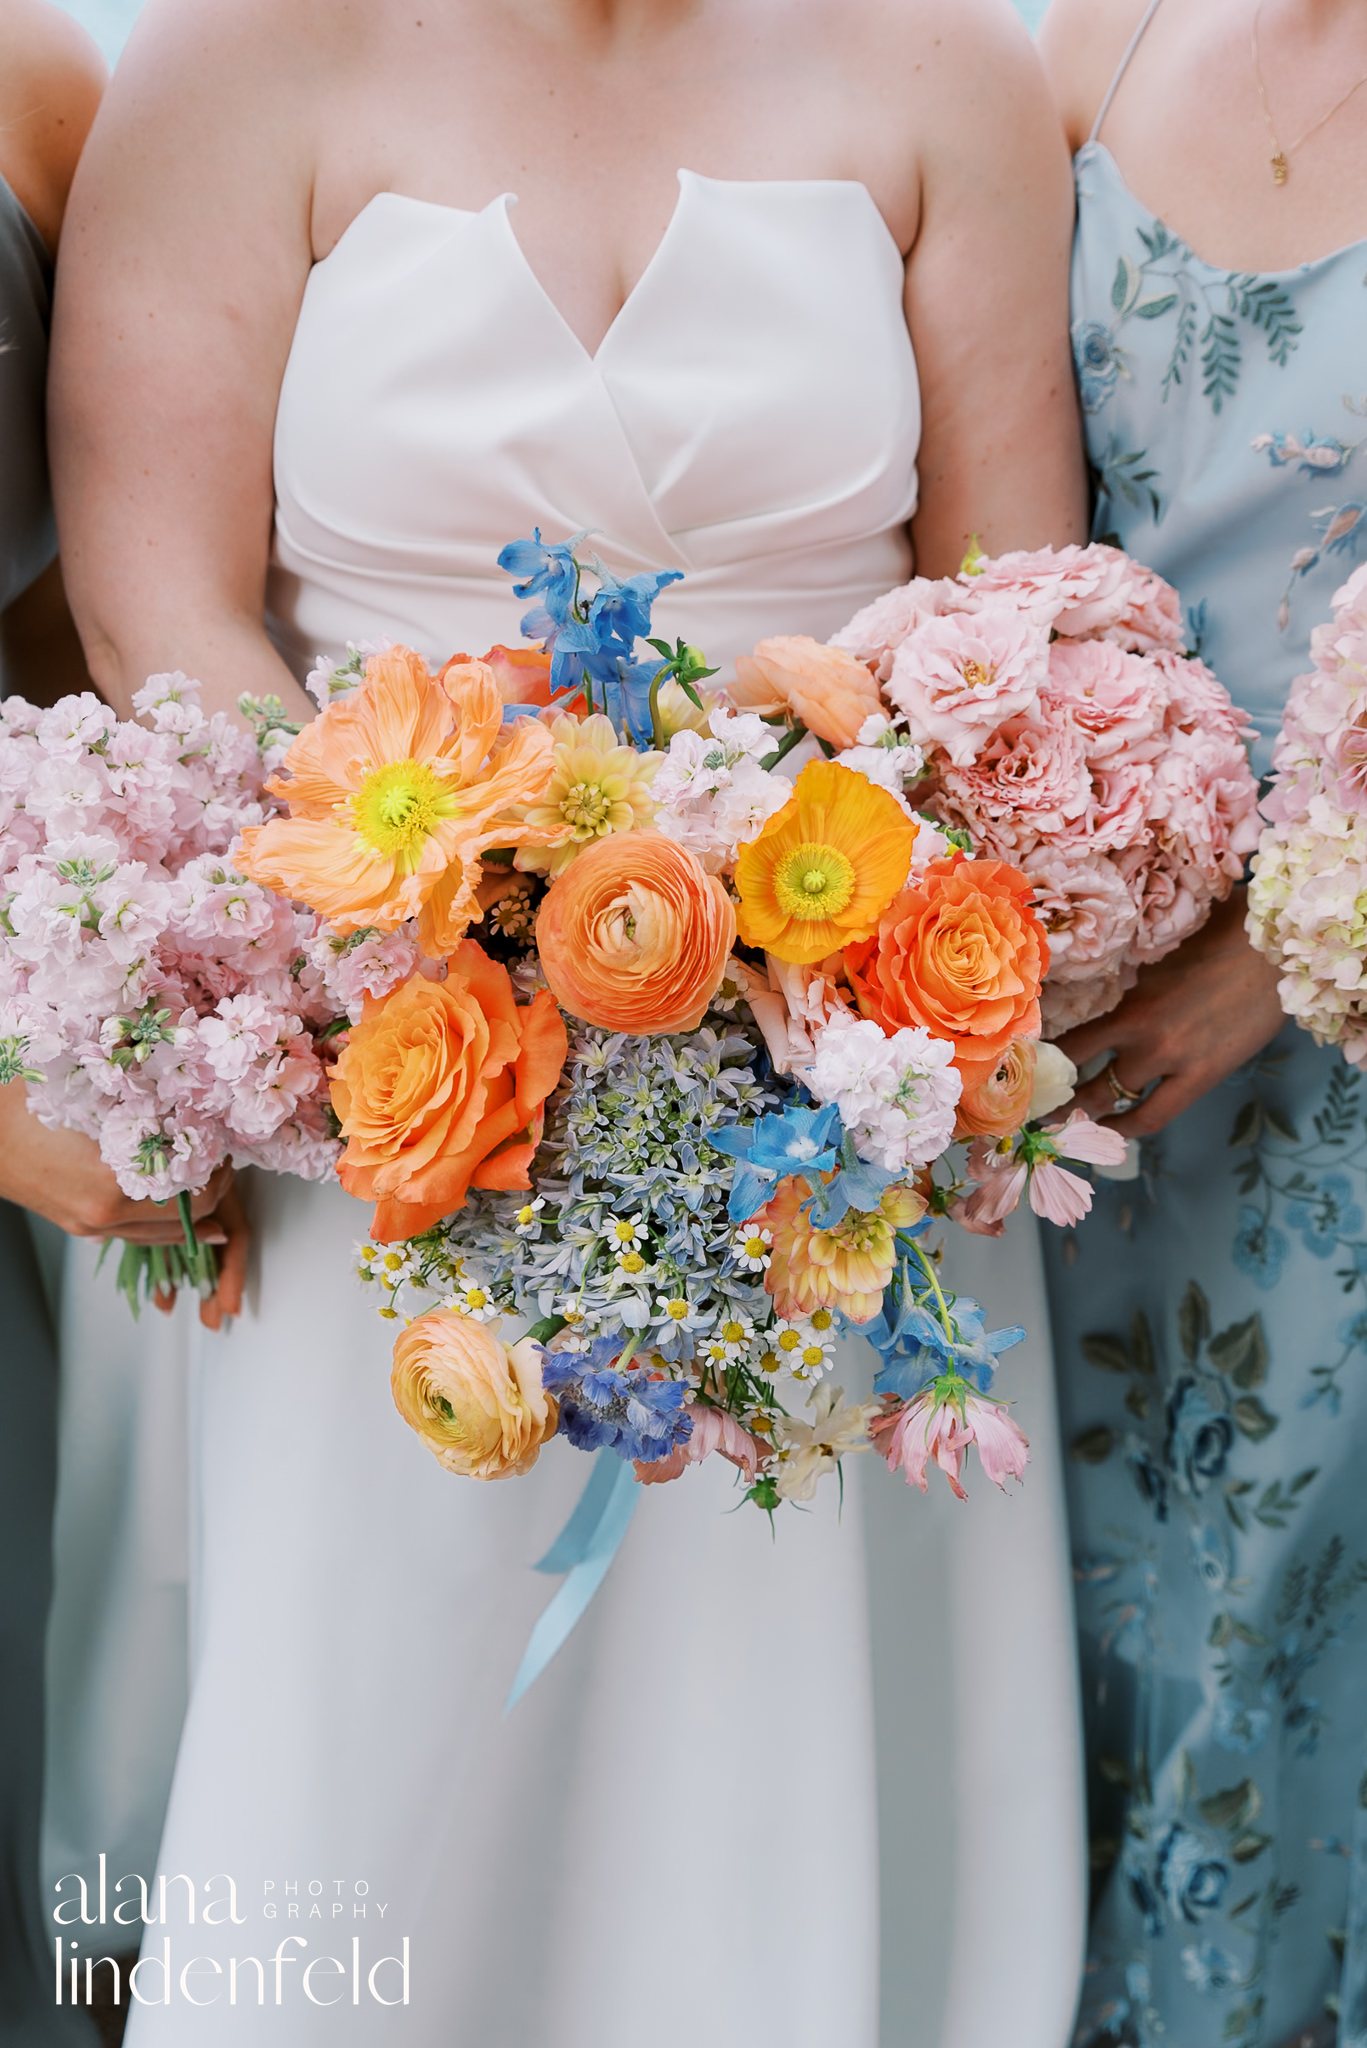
[
  {"xmin": 730, "ymin": 636, "xmax": 883, "ymax": 751},
  {"xmin": 758, "ymin": 1175, "xmax": 927, "ymax": 1324},
  {"xmin": 535, "ymin": 830, "xmax": 735, "ymax": 1034},
  {"xmin": 237, "ymin": 646, "xmax": 558, "ymax": 955},
  {"xmin": 391, "ymin": 1312, "xmax": 557, "ymax": 1478},
  {"xmin": 330, "ymin": 940, "xmax": 568, "ymax": 1241},
  {"xmin": 733, "ymin": 759, "xmax": 917, "ymax": 968},
  {"xmin": 845, "ymin": 857, "xmax": 1049, "ymax": 1078},
  {"xmin": 954, "ymin": 1036, "xmax": 1037, "ymax": 1141}
]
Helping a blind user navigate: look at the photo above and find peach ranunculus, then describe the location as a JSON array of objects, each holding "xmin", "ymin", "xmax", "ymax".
[
  {"xmin": 733, "ymin": 759, "xmax": 918, "ymax": 968},
  {"xmin": 954, "ymin": 1036, "xmax": 1038, "ymax": 1141},
  {"xmin": 758, "ymin": 1174, "xmax": 927, "ymax": 1324},
  {"xmin": 535, "ymin": 830, "xmax": 735, "ymax": 1034},
  {"xmin": 330, "ymin": 940, "xmax": 568, "ymax": 1241},
  {"xmin": 391, "ymin": 1310, "xmax": 557, "ymax": 1478},
  {"xmin": 844, "ymin": 857, "xmax": 1049, "ymax": 1081},
  {"xmin": 237, "ymin": 647, "xmax": 558, "ymax": 956},
  {"xmin": 729, "ymin": 636, "xmax": 884, "ymax": 751}
]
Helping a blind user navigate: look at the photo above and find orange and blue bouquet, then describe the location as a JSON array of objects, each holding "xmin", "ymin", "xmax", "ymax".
[{"xmin": 232, "ymin": 532, "xmax": 1136, "ymax": 1554}]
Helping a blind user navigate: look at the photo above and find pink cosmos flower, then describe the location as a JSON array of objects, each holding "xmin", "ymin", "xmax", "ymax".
[
  {"xmin": 957, "ymin": 1112, "xmax": 1127, "ymax": 1232},
  {"xmin": 887, "ymin": 606, "xmax": 1050, "ymax": 766},
  {"xmin": 872, "ymin": 1388, "xmax": 1029, "ymax": 1499},
  {"xmin": 633, "ymin": 1402, "xmax": 768, "ymax": 1484}
]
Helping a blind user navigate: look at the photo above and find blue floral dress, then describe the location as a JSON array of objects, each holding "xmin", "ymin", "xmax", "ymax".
[{"xmin": 1048, "ymin": 140, "xmax": 1367, "ymax": 2048}]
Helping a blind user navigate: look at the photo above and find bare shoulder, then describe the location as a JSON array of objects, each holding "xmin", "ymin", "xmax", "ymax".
[
  {"xmin": 828, "ymin": 0, "xmax": 1047, "ymax": 105},
  {"xmin": 1038, "ymin": 0, "xmax": 1152, "ymax": 151},
  {"xmin": 104, "ymin": 0, "xmax": 355, "ymax": 119},
  {"xmin": 0, "ymin": 0, "xmax": 106, "ymax": 248}
]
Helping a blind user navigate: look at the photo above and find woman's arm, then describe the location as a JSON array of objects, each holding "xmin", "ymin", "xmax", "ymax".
[
  {"xmin": 904, "ymin": 0, "xmax": 1088, "ymax": 574},
  {"xmin": 49, "ymin": 0, "xmax": 329, "ymax": 723}
]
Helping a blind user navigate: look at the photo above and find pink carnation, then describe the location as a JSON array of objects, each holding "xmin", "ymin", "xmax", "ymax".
[
  {"xmin": 1042, "ymin": 638, "xmax": 1166, "ymax": 764},
  {"xmin": 965, "ymin": 543, "xmax": 1184, "ymax": 651}
]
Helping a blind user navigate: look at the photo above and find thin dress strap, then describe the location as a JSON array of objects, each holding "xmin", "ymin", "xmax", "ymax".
[{"xmin": 1088, "ymin": 0, "xmax": 1168, "ymax": 144}]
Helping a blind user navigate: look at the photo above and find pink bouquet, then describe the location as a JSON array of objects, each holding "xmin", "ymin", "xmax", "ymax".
[
  {"xmin": 827, "ymin": 543, "xmax": 1262, "ymax": 1033},
  {"xmin": 1247, "ymin": 563, "xmax": 1367, "ymax": 1060},
  {"xmin": 0, "ymin": 674, "xmax": 411, "ymax": 1301}
]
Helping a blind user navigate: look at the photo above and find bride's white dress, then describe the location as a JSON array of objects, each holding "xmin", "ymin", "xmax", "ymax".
[{"xmin": 126, "ymin": 173, "xmax": 1084, "ymax": 2045}]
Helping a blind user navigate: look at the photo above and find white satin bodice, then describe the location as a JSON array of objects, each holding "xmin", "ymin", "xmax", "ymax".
[{"xmin": 267, "ymin": 170, "xmax": 921, "ymax": 674}]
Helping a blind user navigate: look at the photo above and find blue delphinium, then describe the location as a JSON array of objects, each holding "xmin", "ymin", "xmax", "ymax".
[
  {"xmin": 707, "ymin": 1099, "xmax": 842, "ymax": 1222},
  {"xmin": 868, "ymin": 1282, "xmax": 1025, "ymax": 1401},
  {"xmin": 495, "ymin": 532, "xmax": 682, "ymax": 743},
  {"xmin": 540, "ymin": 1336, "xmax": 693, "ymax": 1463}
]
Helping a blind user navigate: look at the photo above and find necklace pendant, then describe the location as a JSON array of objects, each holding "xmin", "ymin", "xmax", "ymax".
[{"xmin": 1271, "ymin": 150, "xmax": 1289, "ymax": 185}]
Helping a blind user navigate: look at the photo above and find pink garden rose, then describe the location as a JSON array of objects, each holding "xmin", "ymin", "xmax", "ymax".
[
  {"xmin": 936, "ymin": 707, "xmax": 1091, "ymax": 856},
  {"xmin": 966, "ymin": 543, "xmax": 1184, "ymax": 651},
  {"xmin": 1042, "ymin": 638, "xmax": 1166, "ymax": 764},
  {"xmin": 1023, "ymin": 844, "xmax": 1140, "ymax": 984},
  {"xmin": 886, "ymin": 606, "xmax": 1049, "ymax": 766},
  {"xmin": 830, "ymin": 577, "xmax": 958, "ymax": 681}
]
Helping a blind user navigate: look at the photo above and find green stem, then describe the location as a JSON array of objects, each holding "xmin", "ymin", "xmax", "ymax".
[
  {"xmin": 616, "ymin": 1333, "xmax": 641, "ymax": 1373},
  {"xmin": 912, "ymin": 1240, "xmax": 956, "ymax": 1343},
  {"xmin": 526, "ymin": 1314, "xmax": 568, "ymax": 1346},
  {"xmin": 760, "ymin": 720, "xmax": 810, "ymax": 772},
  {"xmin": 176, "ymin": 1190, "xmax": 198, "ymax": 1258}
]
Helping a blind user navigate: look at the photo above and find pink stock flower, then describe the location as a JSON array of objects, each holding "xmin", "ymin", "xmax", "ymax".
[
  {"xmin": 872, "ymin": 1387, "xmax": 1028, "ymax": 1499},
  {"xmin": 886, "ymin": 606, "xmax": 1049, "ymax": 766},
  {"xmin": 633, "ymin": 1402, "xmax": 768, "ymax": 1484}
]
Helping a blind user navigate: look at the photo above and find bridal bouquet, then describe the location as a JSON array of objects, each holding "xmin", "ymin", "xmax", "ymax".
[
  {"xmin": 1247, "ymin": 563, "xmax": 1367, "ymax": 1058},
  {"xmin": 0, "ymin": 675, "xmax": 367, "ymax": 1304},
  {"xmin": 825, "ymin": 543, "xmax": 1261, "ymax": 1034},
  {"xmin": 231, "ymin": 533, "xmax": 1138, "ymax": 1523}
]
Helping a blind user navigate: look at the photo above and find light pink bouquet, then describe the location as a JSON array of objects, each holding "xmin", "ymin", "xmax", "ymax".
[
  {"xmin": 0, "ymin": 674, "xmax": 412, "ymax": 1302},
  {"xmin": 828, "ymin": 543, "xmax": 1262, "ymax": 1033},
  {"xmin": 1247, "ymin": 563, "xmax": 1367, "ymax": 1061}
]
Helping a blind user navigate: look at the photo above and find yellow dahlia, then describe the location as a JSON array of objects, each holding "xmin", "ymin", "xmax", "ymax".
[
  {"xmin": 734, "ymin": 759, "xmax": 917, "ymax": 967},
  {"xmin": 759, "ymin": 1175, "xmax": 927, "ymax": 1324},
  {"xmin": 514, "ymin": 714, "xmax": 659, "ymax": 878}
]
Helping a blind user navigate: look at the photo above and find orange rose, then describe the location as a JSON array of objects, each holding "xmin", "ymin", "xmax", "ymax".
[
  {"xmin": 954, "ymin": 1036, "xmax": 1037, "ymax": 1140},
  {"xmin": 845, "ymin": 858, "xmax": 1049, "ymax": 1078},
  {"xmin": 730, "ymin": 636, "xmax": 883, "ymax": 750},
  {"xmin": 330, "ymin": 941, "xmax": 567, "ymax": 1241},
  {"xmin": 391, "ymin": 1312, "xmax": 557, "ymax": 1478},
  {"xmin": 535, "ymin": 830, "xmax": 735, "ymax": 1034}
]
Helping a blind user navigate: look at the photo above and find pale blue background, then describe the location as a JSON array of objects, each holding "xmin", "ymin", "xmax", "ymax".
[{"xmin": 54, "ymin": 0, "xmax": 1047, "ymax": 65}]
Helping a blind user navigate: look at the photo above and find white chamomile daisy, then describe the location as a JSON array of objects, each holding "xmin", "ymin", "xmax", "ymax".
[
  {"xmin": 616, "ymin": 1246, "xmax": 650, "ymax": 1275},
  {"xmin": 713, "ymin": 1310, "xmax": 755, "ymax": 1362},
  {"xmin": 445, "ymin": 1282, "xmax": 499, "ymax": 1322},
  {"xmin": 606, "ymin": 1214, "xmax": 648, "ymax": 1254},
  {"xmin": 514, "ymin": 1197, "xmax": 546, "ymax": 1236},
  {"xmin": 770, "ymin": 1318, "xmax": 834, "ymax": 1382},
  {"xmin": 732, "ymin": 1224, "xmax": 773, "ymax": 1274}
]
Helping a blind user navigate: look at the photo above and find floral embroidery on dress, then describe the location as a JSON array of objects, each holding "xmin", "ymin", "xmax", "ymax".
[
  {"xmin": 1067, "ymin": 1046, "xmax": 1367, "ymax": 2048},
  {"xmin": 1252, "ymin": 401, "xmax": 1367, "ymax": 629}
]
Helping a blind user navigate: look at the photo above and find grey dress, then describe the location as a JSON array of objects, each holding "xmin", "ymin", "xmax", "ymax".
[{"xmin": 0, "ymin": 171, "xmax": 94, "ymax": 2046}]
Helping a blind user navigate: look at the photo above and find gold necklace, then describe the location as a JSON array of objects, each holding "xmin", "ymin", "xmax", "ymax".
[{"xmin": 1252, "ymin": 1, "xmax": 1367, "ymax": 185}]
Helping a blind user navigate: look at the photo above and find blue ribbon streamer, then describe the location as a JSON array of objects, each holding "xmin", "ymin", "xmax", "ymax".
[{"xmin": 504, "ymin": 1450, "xmax": 640, "ymax": 1712}]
